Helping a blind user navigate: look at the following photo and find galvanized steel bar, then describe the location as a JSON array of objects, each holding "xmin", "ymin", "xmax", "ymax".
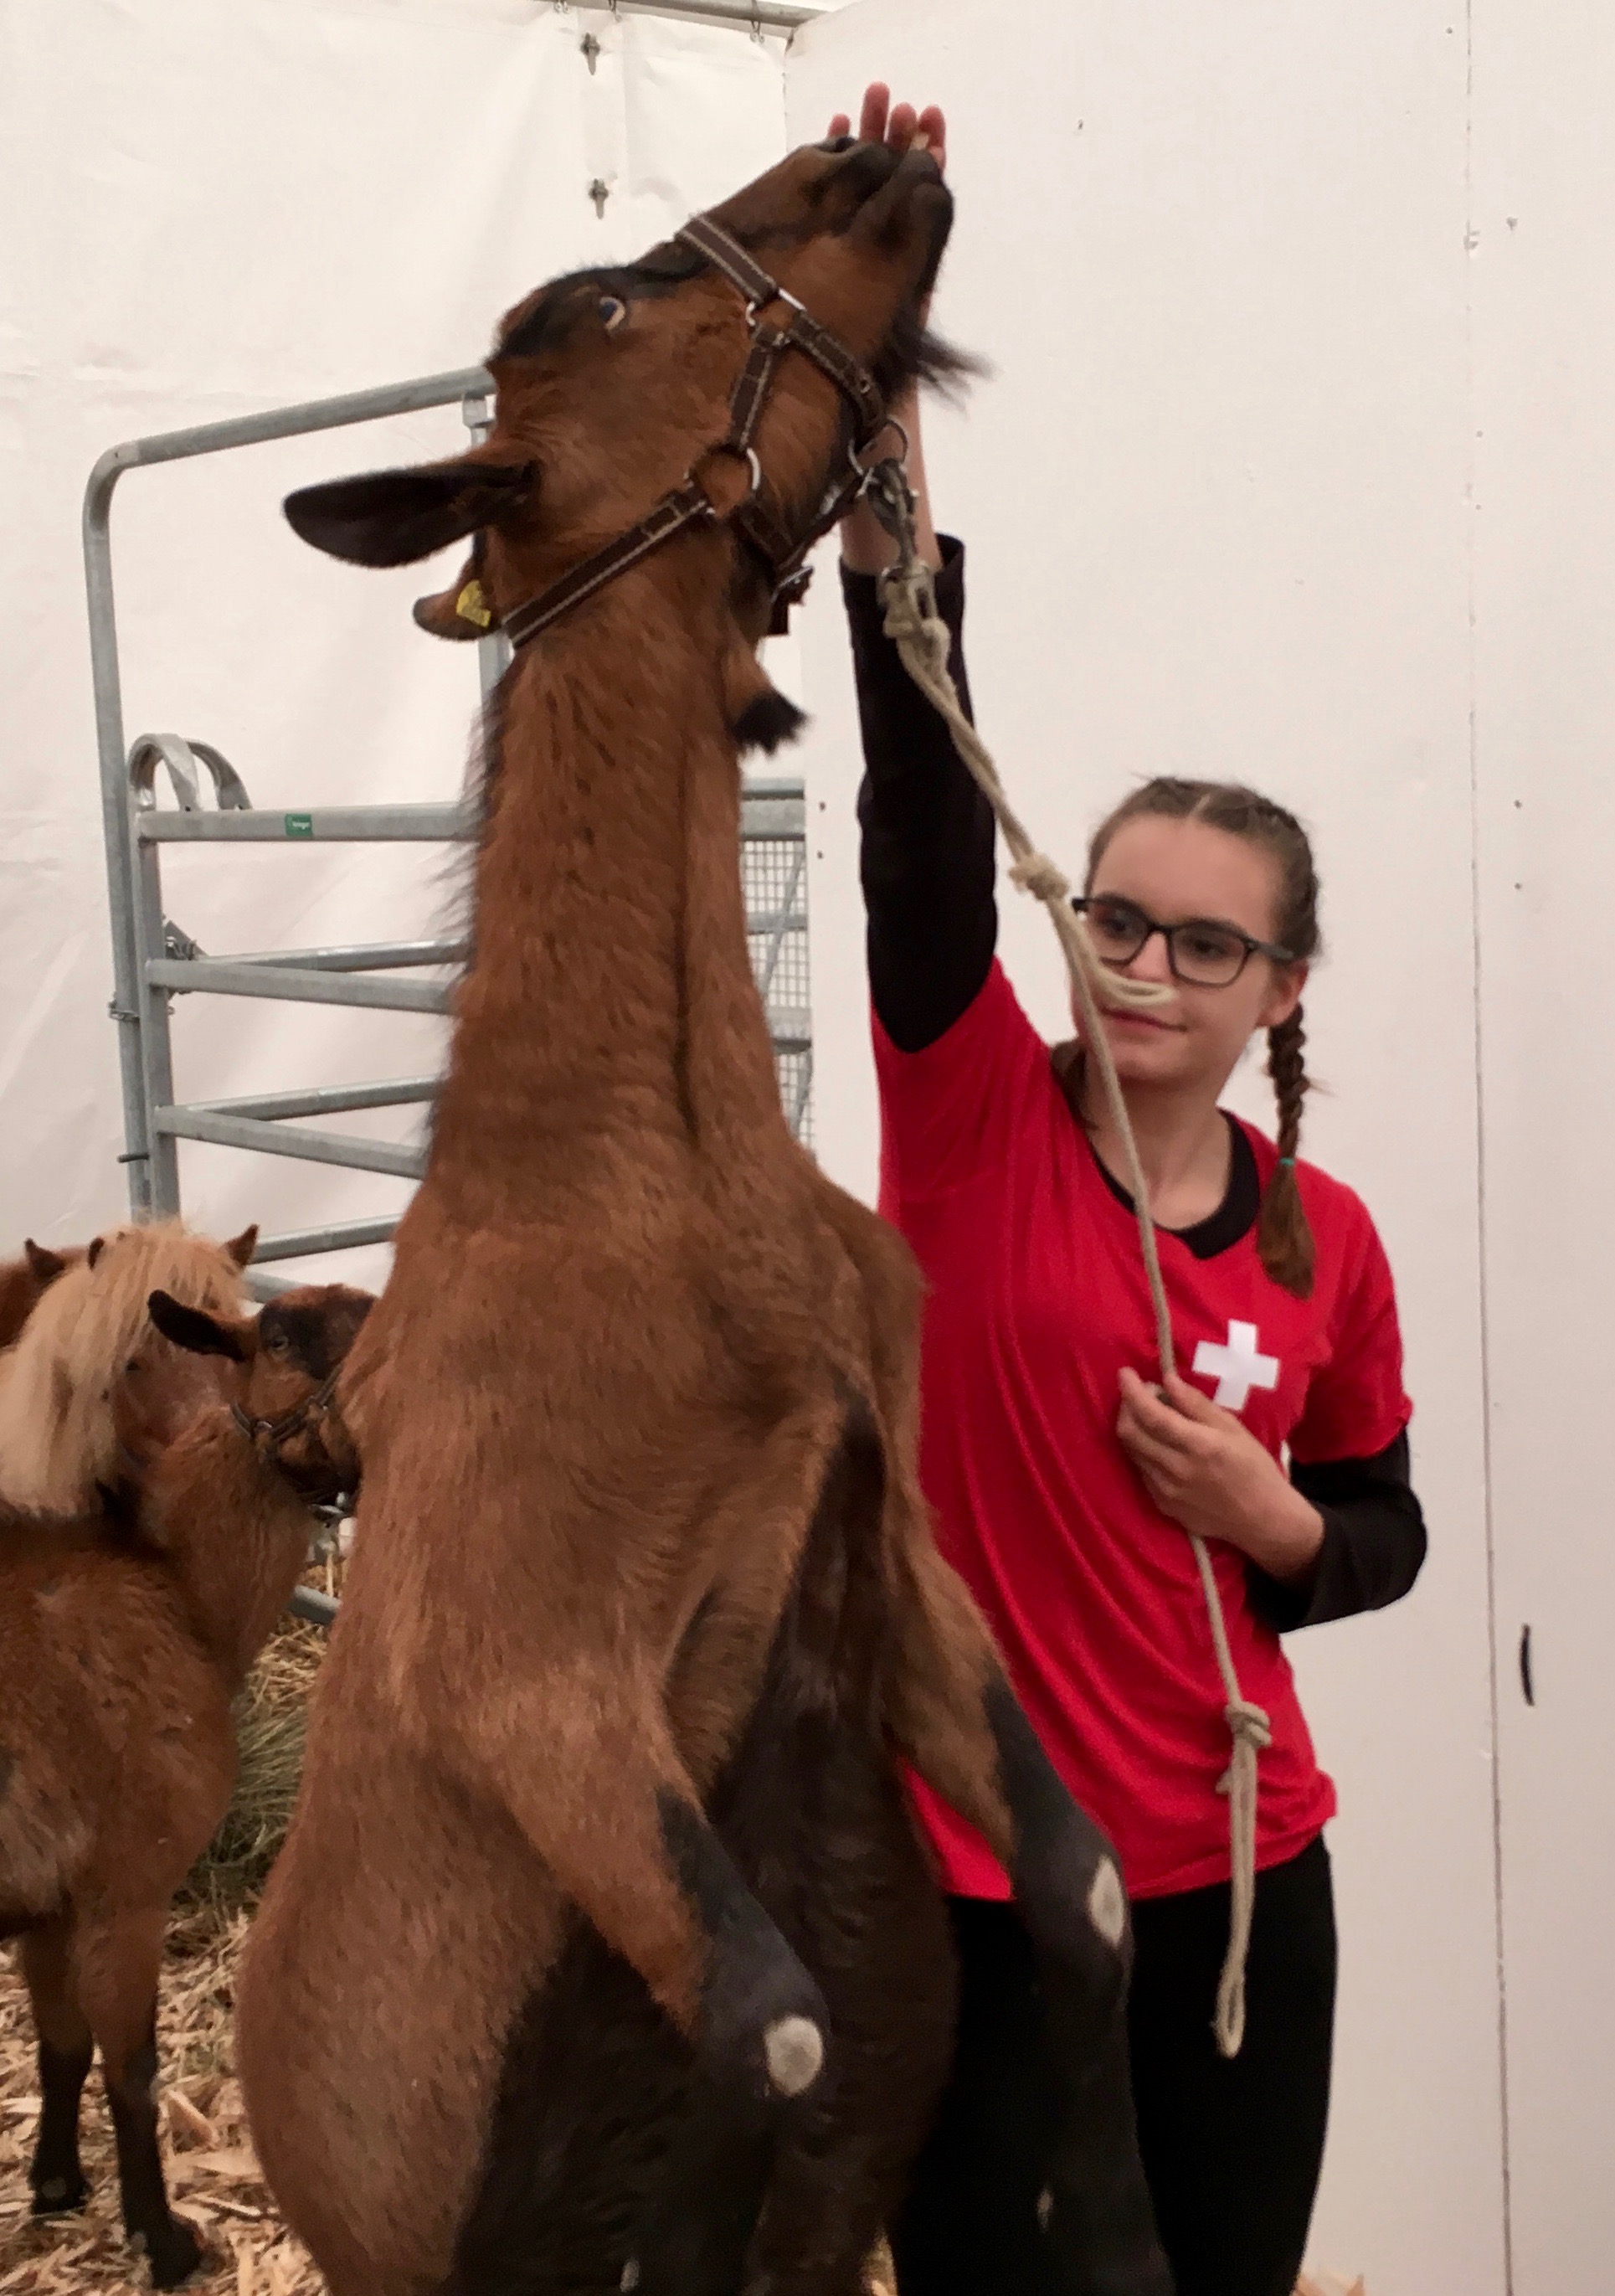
[
  {"xmin": 190, "ymin": 1079, "xmax": 438, "ymax": 1123},
  {"xmin": 136, "ymin": 804, "xmax": 470, "ymax": 845},
  {"xmin": 146, "ymin": 960, "xmax": 451, "ymax": 1015},
  {"xmin": 152, "ymin": 1106, "xmax": 426, "ymax": 1181},
  {"xmin": 575, "ymin": 0, "xmax": 820, "ymax": 28},
  {"xmin": 250, "ymin": 1216, "xmax": 401, "ymax": 1264},
  {"xmin": 226, "ymin": 940, "xmax": 467, "ymax": 975},
  {"xmin": 286, "ymin": 1587, "xmax": 340, "ymax": 1626}
]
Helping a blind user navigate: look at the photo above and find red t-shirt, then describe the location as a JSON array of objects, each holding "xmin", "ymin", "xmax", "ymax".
[{"xmin": 877, "ymin": 961, "xmax": 1412, "ymax": 1901}]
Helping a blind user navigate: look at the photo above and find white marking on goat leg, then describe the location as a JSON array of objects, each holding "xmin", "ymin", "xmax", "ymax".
[
  {"xmin": 1088, "ymin": 1858, "xmax": 1126, "ymax": 1949},
  {"xmin": 1037, "ymin": 2186, "xmax": 1053, "ymax": 2232},
  {"xmin": 620, "ymin": 2263, "xmax": 640, "ymax": 2294},
  {"xmin": 764, "ymin": 2014, "xmax": 824, "ymax": 2098}
]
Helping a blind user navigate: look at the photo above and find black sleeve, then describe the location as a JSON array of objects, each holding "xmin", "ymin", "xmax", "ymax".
[
  {"xmin": 1247, "ymin": 1430, "xmax": 1428, "ymax": 1633},
  {"xmin": 843, "ymin": 538, "xmax": 998, "ymax": 1053}
]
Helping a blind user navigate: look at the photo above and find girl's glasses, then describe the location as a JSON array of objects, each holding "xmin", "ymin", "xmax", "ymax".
[{"xmin": 1071, "ymin": 895, "xmax": 1293, "ymax": 989}]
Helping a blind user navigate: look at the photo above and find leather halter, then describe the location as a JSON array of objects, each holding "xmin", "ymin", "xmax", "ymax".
[
  {"xmin": 500, "ymin": 214, "xmax": 892, "ymax": 651},
  {"xmin": 231, "ymin": 1367, "xmax": 348, "ymax": 1506}
]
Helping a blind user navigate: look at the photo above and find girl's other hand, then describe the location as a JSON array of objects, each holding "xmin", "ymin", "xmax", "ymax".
[{"xmin": 1115, "ymin": 1368, "xmax": 1325, "ymax": 1587}]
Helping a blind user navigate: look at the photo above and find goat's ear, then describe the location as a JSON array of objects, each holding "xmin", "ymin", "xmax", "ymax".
[
  {"xmin": 285, "ymin": 456, "xmax": 537, "ymax": 568},
  {"xmin": 23, "ymin": 1238, "xmax": 66, "ymax": 1283},
  {"xmin": 414, "ymin": 555, "xmax": 495, "ymax": 642},
  {"xmin": 224, "ymin": 1223, "xmax": 259, "ymax": 1270},
  {"xmin": 85, "ymin": 1234, "xmax": 105, "ymax": 1270},
  {"xmin": 147, "ymin": 1290, "xmax": 257, "ymax": 1362}
]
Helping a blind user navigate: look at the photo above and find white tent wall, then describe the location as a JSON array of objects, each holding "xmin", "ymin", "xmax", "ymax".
[
  {"xmin": 0, "ymin": 0, "xmax": 786, "ymax": 1287},
  {"xmin": 1470, "ymin": 12, "xmax": 1615, "ymax": 2292},
  {"xmin": 786, "ymin": 5, "xmax": 1502, "ymax": 2293}
]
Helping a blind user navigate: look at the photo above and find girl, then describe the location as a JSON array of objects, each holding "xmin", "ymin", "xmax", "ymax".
[{"xmin": 830, "ymin": 85, "xmax": 1427, "ymax": 2296}]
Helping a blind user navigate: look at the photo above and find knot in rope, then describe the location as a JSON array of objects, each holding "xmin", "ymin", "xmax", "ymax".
[
  {"xmin": 1221, "ymin": 1698, "xmax": 1273, "ymax": 1766},
  {"xmin": 1009, "ymin": 851, "xmax": 1072, "ymax": 905}
]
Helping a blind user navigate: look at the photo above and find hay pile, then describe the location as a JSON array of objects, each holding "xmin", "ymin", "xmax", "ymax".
[{"xmin": 0, "ymin": 1575, "xmax": 1360, "ymax": 2296}]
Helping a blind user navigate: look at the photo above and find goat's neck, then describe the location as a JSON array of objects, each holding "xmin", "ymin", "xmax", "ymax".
[
  {"xmin": 427, "ymin": 563, "xmax": 789, "ymax": 1207},
  {"xmin": 152, "ymin": 1420, "xmax": 315, "ymax": 1686}
]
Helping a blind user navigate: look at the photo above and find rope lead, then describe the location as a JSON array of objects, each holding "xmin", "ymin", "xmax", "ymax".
[{"xmin": 869, "ymin": 459, "xmax": 1268, "ymax": 2058}]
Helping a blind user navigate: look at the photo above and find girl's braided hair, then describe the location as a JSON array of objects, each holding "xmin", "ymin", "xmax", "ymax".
[{"xmin": 1087, "ymin": 778, "xmax": 1321, "ymax": 1299}]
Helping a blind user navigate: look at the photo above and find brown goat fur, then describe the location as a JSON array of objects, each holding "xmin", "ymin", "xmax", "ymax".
[
  {"xmin": 239, "ymin": 137, "xmax": 1170, "ymax": 2296},
  {"xmin": 0, "ymin": 1240, "xmax": 85, "ymax": 1351},
  {"xmin": 0, "ymin": 1282, "xmax": 372, "ymax": 2287}
]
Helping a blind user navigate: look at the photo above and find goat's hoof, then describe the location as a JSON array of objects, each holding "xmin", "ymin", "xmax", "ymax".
[
  {"xmin": 143, "ymin": 2219, "xmax": 205, "ymax": 2289},
  {"xmin": 30, "ymin": 2170, "xmax": 90, "ymax": 2216}
]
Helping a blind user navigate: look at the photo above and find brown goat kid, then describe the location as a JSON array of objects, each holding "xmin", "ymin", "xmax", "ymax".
[
  {"xmin": 0, "ymin": 1239, "xmax": 84, "ymax": 1350},
  {"xmin": 241, "ymin": 137, "xmax": 1170, "ymax": 2296},
  {"xmin": 0, "ymin": 1284, "xmax": 371, "ymax": 2288}
]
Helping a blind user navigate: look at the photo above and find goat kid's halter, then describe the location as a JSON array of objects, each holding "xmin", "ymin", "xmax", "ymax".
[
  {"xmin": 232, "ymin": 1367, "xmax": 349, "ymax": 1511},
  {"xmin": 499, "ymin": 214, "xmax": 895, "ymax": 651}
]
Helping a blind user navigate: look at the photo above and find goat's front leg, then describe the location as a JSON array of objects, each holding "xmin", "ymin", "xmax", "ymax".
[
  {"xmin": 76, "ymin": 1904, "xmax": 203, "ymax": 2288},
  {"xmin": 20, "ymin": 1918, "xmax": 94, "ymax": 2217},
  {"xmin": 887, "ymin": 1534, "xmax": 1172, "ymax": 2296},
  {"xmin": 454, "ymin": 1660, "xmax": 829, "ymax": 2296}
]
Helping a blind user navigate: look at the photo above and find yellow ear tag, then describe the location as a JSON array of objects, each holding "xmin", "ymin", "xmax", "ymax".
[{"xmin": 455, "ymin": 580, "xmax": 493, "ymax": 630}]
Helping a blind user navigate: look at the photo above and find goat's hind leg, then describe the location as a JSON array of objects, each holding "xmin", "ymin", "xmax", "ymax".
[
  {"xmin": 19, "ymin": 1918, "xmax": 94, "ymax": 2216},
  {"xmin": 887, "ymin": 1541, "xmax": 1171, "ymax": 2296},
  {"xmin": 77, "ymin": 1905, "xmax": 203, "ymax": 2288}
]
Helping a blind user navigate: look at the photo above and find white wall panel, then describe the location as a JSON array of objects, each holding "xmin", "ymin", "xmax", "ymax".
[
  {"xmin": 787, "ymin": 8, "xmax": 1502, "ymax": 2289},
  {"xmin": 0, "ymin": 0, "xmax": 784, "ymax": 1286},
  {"xmin": 1471, "ymin": 11, "xmax": 1615, "ymax": 2290}
]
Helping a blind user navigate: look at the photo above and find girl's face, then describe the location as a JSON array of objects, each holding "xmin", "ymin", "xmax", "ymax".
[{"xmin": 1078, "ymin": 816, "xmax": 1306, "ymax": 1095}]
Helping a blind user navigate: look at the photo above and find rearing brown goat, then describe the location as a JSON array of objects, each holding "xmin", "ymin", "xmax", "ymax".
[
  {"xmin": 0, "ymin": 1283, "xmax": 371, "ymax": 2288},
  {"xmin": 239, "ymin": 138, "xmax": 1170, "ymax": 2296}
]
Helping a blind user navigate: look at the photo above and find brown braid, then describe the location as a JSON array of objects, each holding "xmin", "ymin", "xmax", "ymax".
[{"xmin": 1086, "ymin": 777, "xmax": 1321, "ymax": 1299}]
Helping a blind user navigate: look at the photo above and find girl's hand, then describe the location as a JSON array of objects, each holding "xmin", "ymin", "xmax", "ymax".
[
  {"xmin": 1115, "ymin": 1369, "xmax": 1324, "ymax": 1585},
  {"xmin": 827, "ymin": 84, "xmax": 948, "ymax": 173},
  {"xmin": 831, "ymin": 84, "xmax": 949, "ymax": 574}
]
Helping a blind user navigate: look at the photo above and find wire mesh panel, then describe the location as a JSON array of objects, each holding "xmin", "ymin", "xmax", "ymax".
[{"xmin": 743, "ymin": 807, "xmax": 813, "ymax": 1148}]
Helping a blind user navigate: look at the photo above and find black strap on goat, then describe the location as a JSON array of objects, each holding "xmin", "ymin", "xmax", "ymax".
[
  {"xmin": 231, "ymin": 1365, "xmax": 341, "ymax": 1455},
  {"xmin": 500, "ymin": 213, "xmax": 892, "ymax": 651}
]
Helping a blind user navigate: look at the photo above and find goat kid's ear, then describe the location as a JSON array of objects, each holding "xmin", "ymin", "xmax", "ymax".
[
  {"xmin": 285, "ymin": 454, "xmax": 538, "ymax": 568},
  {"xmin": 225, "ymin": 1223, "xmax": 259, "ymax": 1270},
  {"xmin": 23, "ymin": 1238, "xmax": 66, "ymax": 1282},
  {"xmin": 414, "ymin": 552, "xmax": 494, "ymax": 643},
  {"xmin": 147, "ymin": 1289, "xmax": 259, "ymax": 1362},
  {"xmin": 722, "ymin": 636, "xmax": 807, "ymax": 756}
]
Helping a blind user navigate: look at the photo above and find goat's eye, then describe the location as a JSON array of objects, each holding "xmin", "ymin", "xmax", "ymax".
[
  {"xmin": 599, "ymin": 296, "xmax": 629, "ymax": 334},
  {"xmin": 265, "ymin": 1333, "xmax": 291, "ymax": 1360}
]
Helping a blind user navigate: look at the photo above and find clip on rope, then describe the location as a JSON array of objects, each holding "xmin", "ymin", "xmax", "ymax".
[{"xmin": 865, "ymin": 456, "xmax": 1269, "ymax": 2057}]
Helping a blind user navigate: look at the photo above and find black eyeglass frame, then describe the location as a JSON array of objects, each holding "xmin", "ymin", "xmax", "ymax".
[{"xmin": 1069, "ymin": 894, "xmax": 1294, "ymax": 987}]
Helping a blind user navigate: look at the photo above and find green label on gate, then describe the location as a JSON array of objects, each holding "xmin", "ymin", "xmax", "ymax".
[{"xmin": 284, "ymin": 812, "xmax": 314, "ymax": 838}]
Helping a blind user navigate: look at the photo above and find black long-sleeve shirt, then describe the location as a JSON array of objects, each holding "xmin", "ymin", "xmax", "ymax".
[{"xmin": 843, "ymin": 539, "xmax": 1426, "ymax": 1632}]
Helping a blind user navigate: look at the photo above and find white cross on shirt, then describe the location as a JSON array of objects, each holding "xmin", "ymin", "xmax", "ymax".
[{"xmin": 1192, "ymin": 1320, "xmax": 1280, "ymax": 1413}]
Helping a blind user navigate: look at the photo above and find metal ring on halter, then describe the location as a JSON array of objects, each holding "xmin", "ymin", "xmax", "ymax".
[
  {"xmin": 744, "ymin": 286, "xmax": 807, "ymax": 325},
  {"xmin": 688, "ymin": 442, "xmax": 763, "ymax": 507},
  {"xmin": 849, "ymin": 416, "xmax": 912, "ymax": 480}
]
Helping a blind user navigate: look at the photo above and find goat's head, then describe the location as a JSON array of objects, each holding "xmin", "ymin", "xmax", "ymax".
[
  {"xmin": 137, "ymin": 1283, "xmax": 373, "ymax": 1502},
  {"xmin": 280, "ymin": 137, "xmax": 959, "ymax": 741}
]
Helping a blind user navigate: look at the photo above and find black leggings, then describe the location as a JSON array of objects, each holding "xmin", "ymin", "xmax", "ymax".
[{"xmin": 889, "ymin": 1836, "xmax": 1337, "ymax": 2296}]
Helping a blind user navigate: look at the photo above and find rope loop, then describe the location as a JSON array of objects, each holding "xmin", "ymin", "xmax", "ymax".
[{"xmin": 867, "ymin": 453, "xmax": 1269, "ymax": 2062}]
